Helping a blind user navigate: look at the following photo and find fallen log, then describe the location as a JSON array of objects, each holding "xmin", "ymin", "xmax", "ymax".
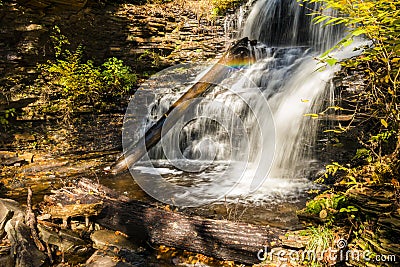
[
  {"xmin": 110, "ymin": 37, "xmax": 257, "ymax": 174},
  {"xmin": 41, "ymin": 178, "xmax": 284, "ymax": 265}
]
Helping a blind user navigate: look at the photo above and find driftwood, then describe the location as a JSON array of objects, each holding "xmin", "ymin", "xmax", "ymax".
[
  {"xmin": 42, "ymin": 190, "xmax": 103, "ymax": 229},
  {"xmin": 26, "ymin": 187, "xmax": 45, "ymax": 252},
  {"xmin": 110, "ymin": 37, "xmax": 257, "ymax": 174},
  {"xmin": 41, "ymin": 178, "xmax": 284, "ymax": 264},
  {"xmin": 0, "ymin": 199, "xmax": 47, "ymax": 266}
]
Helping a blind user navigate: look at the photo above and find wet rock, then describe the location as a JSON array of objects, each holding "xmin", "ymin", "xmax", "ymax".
[
  {"xmin": 38, "ymin": 224, "xmax": 91, "ymax": 263},
  {"xmin": 279, "ymin": 231, "xmax": 309, "ymax": 250},
  {"xmin": 90, "ymin": 230, "xmax": 144, "ymax": 265},
  {"xmin": 86, "ymin": 250, "xmax": 136, "ymax": 267},
  {"xmin": 38, "ymin": 224, "xmax": 87, "ymax": 252},
  {"xmin": 0, "ymin": 152, "xmax": 34, "ymax": 167},
  {"xmin": 22, "ymin": 0, "xmax": 87, "ymax": 10},
  {"xmin": 0, "ymin": 98, "xmax": 37, "ymax": 110},
  {"xmin": 16, "ymin": 24, "xmax": 45, "ymax": 32},
  {"xmin": 14, "ymin": 133, "xmax": 36, "ymax": 143},
  {"xmin": 0, "ymin": 156, "xmax": 29, "ymax": 167},
  {"xmin": 0, "ymin": 152, "xmax": 16, "ymax": 160},
  {"xmin": 91, "ymin": 229, "xmax": 136, "ymax": 251}
]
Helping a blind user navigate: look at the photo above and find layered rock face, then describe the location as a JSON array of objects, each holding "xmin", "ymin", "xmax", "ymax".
[
  {"xmin": 0, "ymin": 0, "xmax": 238, "ymax": 80},
  {"xmin": 0, "ymin": 0, "xmax": 244, "ymax": 152}
]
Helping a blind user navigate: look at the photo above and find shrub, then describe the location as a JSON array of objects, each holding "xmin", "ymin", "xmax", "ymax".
[
  {"xmin": 211, "ymin": 0, "xmax": 242, "ymax": 15},
  {"xmin": 0, "ymin": 108, "xmax": 15, "ymax": 125},
  {"xmin": 304, "ymin": 0, "xmax": 400, "ymax": 157},
  {"xmin": 34, "ymin": 27, "xmax": 136, "ymax": 120}
]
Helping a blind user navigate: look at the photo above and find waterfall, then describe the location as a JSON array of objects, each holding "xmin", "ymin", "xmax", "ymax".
[
  {"xmin": 242, "ymin": 0, "xmax": 341, "ymax": 51},
  {"xmin": 124, "ymin": 0, "xmax": 362, "ymax": 205}
]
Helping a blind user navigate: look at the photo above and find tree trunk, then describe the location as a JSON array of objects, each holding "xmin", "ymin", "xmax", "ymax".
[{"xmin": 42, "ymin": 179, "xmax": 284, "ymax": 265}]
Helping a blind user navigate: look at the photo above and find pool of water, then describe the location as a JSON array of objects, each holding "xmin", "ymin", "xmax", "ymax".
[{"xmin": 101, "ymin": 159, "xmax": 315, "ymax": 230}]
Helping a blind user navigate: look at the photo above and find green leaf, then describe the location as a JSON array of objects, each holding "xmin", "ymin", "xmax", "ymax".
[
  {"xmin": 326, "ymin": 58, "xmax": 338, "ymax": 66},
  {"xmin": 314, "ymin": 16, "xmax": 330, "ymax": 24},
  {"xmin": 341, "ymin": 38, "xmax": 354, "ymax": 47},
  {"xmin": 325, "ymin": 17, "xmax": 347, "ymax": 26},
  {"xmin": 352, "ymin": 29, "xmax": 367, "ymax": 36}
]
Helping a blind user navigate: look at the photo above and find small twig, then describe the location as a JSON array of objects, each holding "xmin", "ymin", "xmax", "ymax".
[
  {"xmin": 347, "ymin": 224, "xmax": 354, "ymax": 242},
  {"xmin": 37, "ymin": 219, "xmax": 61, "ymax": 229},
  {"xmin": 50, "ymin": 187, "xmax": 75, "ymax": 194},
  {"xmin": 46, "ymin": 243, "xmax": 53, "ymax": 264},
  {"xmin": 26, "ymin": 187, "xmax": 46, "ymax": 251},
  {"xmin": 58, "ymin": 188, "xmax": 77, "ymax": 195},
  {"xmin": 91, "ymin": 169, "xmax": 100, "ymax": 185}
]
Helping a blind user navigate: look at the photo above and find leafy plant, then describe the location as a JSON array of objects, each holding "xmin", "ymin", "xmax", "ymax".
[
  {"xmin": 303, "ymin": 226, "xmax": 335, "ymax": 266},
  {"xmin": 211, "ymin": 0, "xmax": 242, "ymax": 16},
  {"xmin": 50, "ymin": 26, "xmax": 70, "ymax": 58},
  {"xmin": 304, "ymin": 191, "xmax": 347, "ymax": 221},
  {"xmin": 34, "ymin": 27, "xmax": 136, "ymax": 121},
  {"xmin": 299, "ymin": 2, "xmax": 399, "ymax": 263},
  {"xmin": 303, "ymin": 0, "xmax": 400, "ymax": 158},
  {"xmin": 102, "ymin": 57, "xmax": 138, "ymax": 95},
  {"xmin": 0, "ymin": 108, "xmax": 15, "ymax": 125},
  {"xmin": 138, "ymin": 50, "xmax": 161, "ymax": 67}
]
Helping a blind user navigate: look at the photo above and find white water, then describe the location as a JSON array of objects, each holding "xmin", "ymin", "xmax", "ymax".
[{"xmin": 128, "ymin": 0, "xmax": 362, "ymax": 205}]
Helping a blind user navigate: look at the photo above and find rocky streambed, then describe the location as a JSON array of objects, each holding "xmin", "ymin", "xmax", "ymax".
[{"xmin": 0, "ymin": 177, "xmax": 314, "ymax": 267}]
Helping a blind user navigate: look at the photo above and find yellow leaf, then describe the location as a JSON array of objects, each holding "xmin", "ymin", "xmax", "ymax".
[
  {"xmin": 301, "ymin": 99, "xmax": 310, "ymax": 103},
  {"xmin": 381, "ymin": 119, "xmax": 388, "ymax": 128},
  {"xmin": 319, "ymin": 209, "xmax": 328, "ymax": 219},
  {"xmin": 304, "ymin": 113, "xmax": 319, "ymax": 118}
]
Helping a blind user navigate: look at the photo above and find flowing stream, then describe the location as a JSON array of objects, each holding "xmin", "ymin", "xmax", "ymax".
[{"xmin": 106, "ymin": 0, "xmax": 362, "ymax": 228}]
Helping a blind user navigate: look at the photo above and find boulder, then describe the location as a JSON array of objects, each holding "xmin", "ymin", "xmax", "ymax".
[
  {"xmin": 91, "ymin": 229, "xmax": 137, "ymax": 252},
  {"xmin": 90, "ymin": 230, "xmax": 144, "ymax": 265},
  {"xmin": 38, "ymin": 224, "xmax": 88, "ymax": 253},
  {"xmin": 86, "ymin": 250, "xmax": 136, "ymax": 267}
]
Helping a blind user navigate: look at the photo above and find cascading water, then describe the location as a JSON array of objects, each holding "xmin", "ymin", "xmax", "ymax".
[
  {"xmin": 124, "ymin": 0, "xmax": 361, "ymax": 208},
  {"xmin": 242, "ymin": 0, "xmax": 341, "ymax": 51}
]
